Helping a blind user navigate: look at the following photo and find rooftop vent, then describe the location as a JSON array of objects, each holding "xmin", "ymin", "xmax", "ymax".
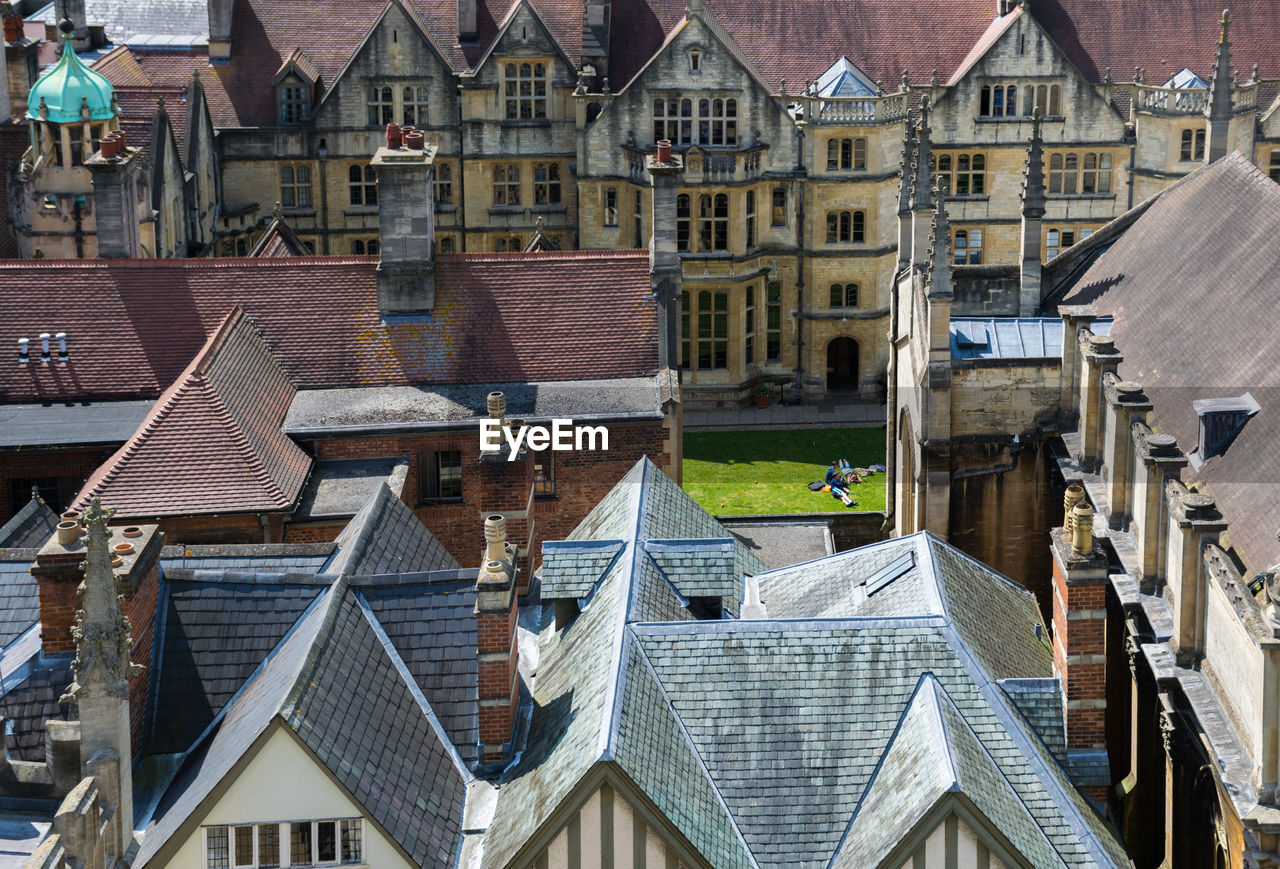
[{"xmin": 1188, "ymin": 393, "xmax": 1260, "ymax": 470}]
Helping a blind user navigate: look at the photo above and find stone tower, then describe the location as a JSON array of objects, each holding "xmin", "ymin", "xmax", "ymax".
[{"xmin": 1204, "ymin": 9, "xmax": 1233, "ymax": 163}]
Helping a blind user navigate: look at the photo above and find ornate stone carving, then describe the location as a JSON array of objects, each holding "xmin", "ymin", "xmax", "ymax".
[{"xmin": 60, "ymin": 499, "xmax": 142, "ymax": 705}]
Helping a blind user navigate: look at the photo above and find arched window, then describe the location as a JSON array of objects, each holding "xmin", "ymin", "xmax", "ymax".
[
  {"xmin": 829, "ymin": 283, "xmax": 859, "ymax": 308},
  {"xmin": 439, "ymin": 236, "xmax": 455, "ymax": 254},
  {"xmin": 348, "ymin": 164, "xmax": 377, "ymax": 206},
  {"xmin": 953, "ymin": 228, "xmax": 983, "ymax": 264},
  {"xmin": 402, "ymin": 85, "xmax": 429, "ymax": 126},
  {"xmin": 367, "ymin": 85, "xmax": 393, "ymax": 126},
  {"xmin": 827, "ymin": 210, "xmax": 858, "ymax": 243}
]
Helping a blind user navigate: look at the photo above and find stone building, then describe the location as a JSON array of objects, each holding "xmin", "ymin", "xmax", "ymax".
[
  {"xmin": 0, "ymin": 134, "xmax": 680, "ymax": 571},
  {"xmin": 6, "ymin": 22, "xmax": 219, "ymax": 258},
  {"xmin": 891, "ymin": 147, "xmax": 1280, "ymax": 867},
  {"xmin": 65, "ymin": 0, "xmax": 1277, "ymax": 405},
  {"xmin": 5, "ymin": 457, "xmax": 1132, "ymax": 868}
]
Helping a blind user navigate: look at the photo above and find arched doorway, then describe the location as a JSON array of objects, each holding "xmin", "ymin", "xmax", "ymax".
[{"xmin": 826, "ymin": 336, "xmax": 859, "ymax": 393}]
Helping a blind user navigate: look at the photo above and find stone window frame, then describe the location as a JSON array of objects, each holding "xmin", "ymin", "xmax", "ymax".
[
  {"xmin": 533, "ymin": 451, "xmax": 556, "ymax": 498},
  {"xmin": 1179, "ymin": 128, "xmax": 1206, "ymax": 161},
  {"xmin": 695, "ymin": 289, "xmax": 729, "ymax": 370},
  {"xmin": 534, "ymin": 163, "xmax": 562, "ymax": 205},
  {"xmin": 493, "ymin": 236, "xmax": 523, "ymax": 252},
  {"xmin": 765, "ymin": 281, "xmax": 783, "ymax": 363},
  {"xmin": 402, "ymin": 84, "xmax": 430, "ymax": 126},
  {"xmin": 1045, "ymin": 225, "xmax": 1093, "ymax": 260},
  {"xmin": 492, "ymin": 163, "xmax": 521, "ymax": 206},
  {"xmin": 435, "ymin": 161, "xmax": 453, "ymax": 205},
  {"xmin": 825, "ymin": 210, "xmax": 864, "ymax": 244},
  {"xmin": 603, "ymin": 186, "xmax": 618, "ymax": 226},
  {"xmin": 937, "ymin": 152, "xmax": 987, "ymax": 196},
  {"xmin": 351, "ymin": 238, "xmax": 380, "ymax": 255},
  {"xmin": 979, "ymin": 82, "xmax": 1019, "ymax": 117},
  {"xmin": 651, "ymin": 94, "xmax": 737, "ymax": 146},
  {"xmin": 744, "ymin": 284, "xmax": 756, "ymax": 365},
  {"xmin": 504, "ymin": 61, "xmax": 548, "ymax": 120},
  {"xmin": 826, "ymin": 137, "xmax": 866, "ymax": 171},
  {"xmin": 366, "ymin": 84, "xmax": 394, "ymax": 127},
  {"xmin": 770, "ymin": 187, "xmax": 787, "ymax": 226},
  {"xmin": 829, "ymin": 282, "xmax": 859, "ymax": 308},
  {"xmin": 279, "ymin": 164, "xmax": 313, "ymax": 210},
  {"xmin": 1047, "ymin": 151, "xmax": 1112, "ymax": 195},
  {"xmin": 697, "ymin": 192, "xmax": 729, "ymax": 251},
  {"xmin": 277, "ymin": 80, "xmax": 310, "ymax": 125},
  {"xmin": 744, "ymin": 190, "xmax": 756, "ymax": 248},
  {"xmin": 677, "ymin": 193, "xmax": 691, "ymax": 250},
  {"xmin": 348, "ymin": 164, "xmax": 377, "ymax": 207},
  {"xmin": 953, "ymin": 228, "xmax": 983, "ymax": 265}
]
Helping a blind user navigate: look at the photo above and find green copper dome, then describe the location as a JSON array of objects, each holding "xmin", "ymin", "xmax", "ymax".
[{"xmin": 26, "ymin": 35, "xmax": 115, "ymax": 124}]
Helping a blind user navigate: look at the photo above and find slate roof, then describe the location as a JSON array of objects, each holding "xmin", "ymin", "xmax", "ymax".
[
  {"xmin": 2, "ymin": 657, "xmax": 73, "ymax": 763},
  {"xmin": 1055, "ymin": 153, "xmax": 1280, "ymax": 572},
  {"xmin": 71, "ymin": 307, "xmax": 312, "ymax": 518},
  {"xmin": 32, "ymin": 0, "xmax": 209, "ymax": 46},
  {"xmin": 0, "ymin": 252, "xmax": 656, "ymax": 405},
  {"xmin": 138, "ymin": 580, "xmax": 472, "ymax": 868},
  {"xmin": 609, "ymin": 0, "xmax": 1280, "ymax": 95},
  {"xmin": 324, "ymin": 482, "xmax": 460, "ymax": 576},
  {"xmin": 0, "ymin": 399, "xmax": 154, "ymax": 450},
  {"xmin": 0, "ymin": 553, "xmax": 40, "ymax": 650},
  {"xmin": 539, "ymin": 539, "xmax": 624, "ymax": 599},
  {"xmin": 484, "ymin": 457, "xmax": 1120, "ymax": 868},
  {"xmin": 355, "ymin": 573, "xmax": 480, "ymax": 764},
  {"xmin": 0, "ymin": 493, "xmax": 57, "ymax": 549},
  {"xmin": 159, "ymin": 543, "xmax": 334, "ymax": 572}
]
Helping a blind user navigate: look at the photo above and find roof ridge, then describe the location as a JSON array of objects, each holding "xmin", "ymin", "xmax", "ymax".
[
  {"xmin": 326, "ymin": 483, "xmax": 390, "ymax": 575},
  {"xmin": 826, "ymin": 672, "xmax": 954, "ymax": 868},
  {"xmin": 624, "ymin": 633, "xmax": 761, "ymax": 869},
  {"xmin": 281, "ymin": 576, "xmax": 352, "ymax": 717}
]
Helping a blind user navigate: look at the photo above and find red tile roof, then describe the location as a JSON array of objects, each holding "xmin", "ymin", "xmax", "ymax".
[
  {"xmin": 0, "ymin": 250, "xmax": 657, "ymax": 404},
  {"xmin": 113, "ymin": 87, "xmax": 189, "ymax": 166},
  {"xmin": 73, "ymin": 307, "xmax": 311, "ymax": 518},
  {"xmin": 249, "ymin": 215, "xmax": 310, "ymax": 257},
  {"xmin": 96, "ymin": 47, "xmax": 239, "ymax": 131},
  {"xmin": 1058, "ymin": 153, "xmax": 1280, "ymax": 572},
  {"xmin": 610, "ymin": 0, "xmax": 1280, "ymax": 93}
]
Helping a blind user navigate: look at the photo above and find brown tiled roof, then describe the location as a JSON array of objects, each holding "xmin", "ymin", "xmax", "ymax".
[
  {"xmin": 0, "ymin": 250, "xmax": 657, "ymax": 403},
  {"xmin": 113, "ymin": 87, "xmax": 189, "ymax": 166},
  {"xmin": 97, "ymin": 47, "xmax": 239, "ymax": 131},
  {"xmin": 1058, "ymin": 153, "xmax": 1280, "ymax": 572},
  {"xmin": 94, "ymin": 45, "xmax": 153, "ymax": 86},
  {"xmin": 610, "ymin": 0, "xmax": 1280, "ymax": 94},
  {"xmin": 73, "ymin": 307, "xmax": 311, "ymax": 518},
  {"xmin": 249, "ymin": 214, "xmax": 310, "ymax": 257}
]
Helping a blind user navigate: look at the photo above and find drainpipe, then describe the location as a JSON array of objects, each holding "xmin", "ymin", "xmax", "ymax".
[
  {"xmin": 456, "ymin": 83, "xmax": 467, "ymax": 252},
  {"xmin": 318, "ymin": 149, "xmax": 330, "ymax": 254},
  {"xmin": 792, "ymin": 125, "xmax": 806, "ymax": 403},
  {"xmin": 72, "ymin": 198, "xmax": 83, "ymax": 258}
]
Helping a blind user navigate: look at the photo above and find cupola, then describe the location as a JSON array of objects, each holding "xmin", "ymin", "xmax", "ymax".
[{"xmin": 26, "ymin": 20, "xmax": 115, "ymax": 125}]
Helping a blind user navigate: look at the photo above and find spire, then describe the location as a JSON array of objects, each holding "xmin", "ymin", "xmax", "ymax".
[
  {"xmin": 897, "ymin": 115, "xmax": 917, "ymax": 215},
  {"xmin": 61, "ymin": 498, "xmax": 142, "ymax": 705},
  {"xmin": 1205, "ymin": 9, "xmax": 1233, "ymax": 161},
  {"xmin": 1022, "ymin": 110, "xmax": 1046, "ymax": 218},
  {"xmin": 909, "ymin": 98, "xmax": 934, "ymax": 211},
  {"xmin": 1207, "ymin": 9, "xmax": 1233, "ymax": 121},
  {"xmin": 926, "ymin": 179, "xmax": 951, "ymax": 298}
]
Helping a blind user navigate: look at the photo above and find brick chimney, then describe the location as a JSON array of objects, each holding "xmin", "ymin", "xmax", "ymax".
[
  {"xmin": 476, "ymin": 514, "xmax": 519, "ymax": 767},
  {"xmin": 31, "ymin": 515, "xmax": 162, "ymax": 758},
  {"xmin": 208, "ymin": 0, "xmax": 234, "ymax": 62},
  {"xmin": 1050, "ymin": 500, "xmax": 1111, "ymax": 804},
  {"xmin": 86, "ymin": 133, "xmax": 143, "ymax": 259},
  {"xmin": 646, "ymin": 139, "xmax": 683, "ymax": 370},
  {"xmin": 372, "ymin": 127, "xmax": 437, "ymax": 317}
]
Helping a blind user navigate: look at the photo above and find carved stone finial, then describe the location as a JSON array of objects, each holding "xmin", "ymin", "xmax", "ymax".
[
  {"xmin": 79, "ymin": 96, "xmax": 89, "ymax": 122},
  {"xmin": 273, "ymin": 201, "xmax": 283, "ymax": 218},
  {"xmin": 601, "ymin": 76, "xmax": 610, "ymax": 95},
  {"xmin": 1103, "ymin": 66, "xmax": 1113, "ymax": 85},
  {"xmin": 1251, "ymin": 62, "xmax": 1260, "ymax": 83},
  {"xmin": 60, "ymin": 498, "xmax": 141, "ymax": 705},
  {"xmin": 574, "ymin": 69, "xmax": 586, "ymax": 96},
  {"xmin": 901, "ymin": 70, "xmax": 909, "ymax": 92},
  {"xmin": 1022, "ymin": 109, "xmax": 1046, "ymax": 218},
  {"xmin": 930, "ymin": 68, "xmax": 938, "ymax": 88},
  {"xmin": 909, "ymin": 97, "xmax": 934, "ymax": 211}
]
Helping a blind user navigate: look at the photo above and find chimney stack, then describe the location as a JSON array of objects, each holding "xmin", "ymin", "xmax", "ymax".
[
  {"xmin": 458, "ymin": 0, "xmax": 477, "ymax": 42},
  {"xmin": 476, "ymin": 515, "xmax": 519, "ymax": 766},
  {"xmin": 53, "ymin": 3, "xmax": 87, "ymax": 52},
  {"xmin": 371, "ymin": 137, "xmax": 438, "ymax": 317},
  {"xmin": 1049, "ymin": 508, "xmax": 1111, "ymax": 804},
  {"xmin": 85, "ymin": 137, "xmax": 143, "ymax": 259},
  {"xmin": 208, "ymin": 0, "xmax": 234, "ymax": 62},
  {"xmin": 646, "ymin": 140, "xmax": 684, "ymax": 370}
]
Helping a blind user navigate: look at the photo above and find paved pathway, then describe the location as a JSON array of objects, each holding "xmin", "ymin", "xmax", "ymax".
[{"xmin": 685, "ymin": 399, "xmax": 886, "ymax": 431}]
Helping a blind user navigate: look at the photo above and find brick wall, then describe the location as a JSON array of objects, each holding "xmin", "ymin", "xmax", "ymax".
[
  {"xmin": 285, "ymin": 522, "xmax": 347, "ymax": 544},
  {"xmin": 308, "ymin": 419, "xmax": 667, "ymax": 569},
  {"xmin": 1051, "ymin": 539, "xmax": 1109, "ymax": 752},
  {"xmin": 0, "ymin": 447, "xmax": 112, "ymax": 523}
]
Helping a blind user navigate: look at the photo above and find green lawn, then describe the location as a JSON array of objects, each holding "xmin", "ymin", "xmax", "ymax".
[{"xmin": 683, "ymin": 427, "xmax": 887, "ymax": 515}]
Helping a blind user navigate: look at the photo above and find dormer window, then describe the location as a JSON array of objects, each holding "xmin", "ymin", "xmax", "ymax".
[
  {"xmin": 689, "ymin": 49, "xmax": 701, "ymax": 73},
  {"xmin": 1189, "ymin": 393, "xmax": 1260, "ymax": 469},
  {"xmin": 278, "ymin": 82, "xmax": 308, "ymax": 124},
  {"xmin": 271, "ymin": 49, "xmax": 318, "ymax": 126}
]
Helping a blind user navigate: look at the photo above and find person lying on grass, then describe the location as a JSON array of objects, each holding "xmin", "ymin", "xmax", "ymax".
[{"xmin": 825, "ymin": 463, "xmax": 859, "ymax": 508}]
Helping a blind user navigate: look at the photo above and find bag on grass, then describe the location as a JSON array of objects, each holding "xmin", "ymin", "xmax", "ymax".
[{"xmin": 808, "ymin": 481, "xmax": 824, "ymax": 491}]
